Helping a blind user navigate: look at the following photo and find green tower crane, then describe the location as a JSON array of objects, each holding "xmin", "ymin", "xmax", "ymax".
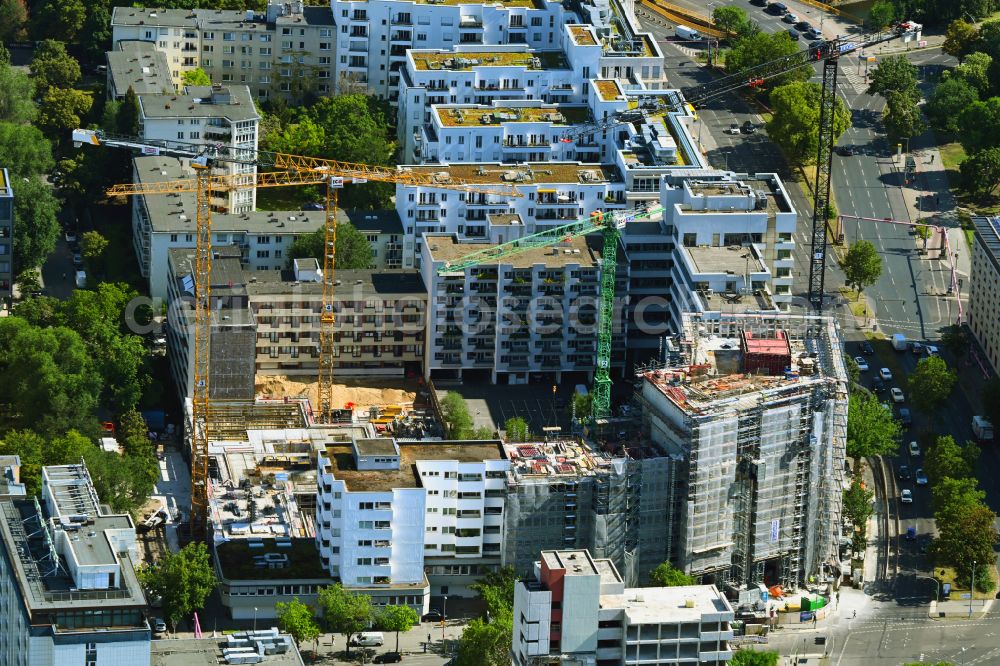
[{"xmin": 437, "ymin": 204, "xmax": 663, "ymax": 421}]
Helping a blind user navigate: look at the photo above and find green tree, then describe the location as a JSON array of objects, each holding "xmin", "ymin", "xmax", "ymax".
[
  {"xmin": 843, "ymin": 477, "xmax": 875, "ymax": 532},
  {"xmin": 317, "ymin": 583, "xmax": 373, "ymax": 656},
  {"xmin": 85, "ymin": 447, "xmax": 158, "ymax": 513},
  {"xmin": 0, "ymin": 63, "xmax": 36, "ymax": 124},
  {"xmin": 932, "ymin": 502, "xmax": 998, "ymax": 590},
  {"xmin": 471, "ymin": 566, "xmax": 518, "ymax": 615},
  {"xmin": 138, "ymin": 543, "xmax": 217, "ymax": 630},
  {"xmin": 276, "ymin": 597, "xmax": 321, "ymax": 648},
  {"xmin": 932, "ymin": 476, "xmax": 985, "ymax": 525},
  {"xmin": 927, "ymin": 77, "xmax": 980, "ymax": 134},
  {"xmin": 285, "ymin": 223, "xmax": 374, "ymax": 270},
  {"xmin": 81, "ymin": 230, "xmax": 109, "ymax": 262},
  {"xmin": 868, "ymin": 1, "xmax": 896, "ymax": 30},
  {"xmin": 11, "ymin": 175, "xmax": 59, "ymax": 273},
  {"xmin": 0, "ymin": 0, "xmax": 27, "ymax": 43},
  {"xmin": 951, "ymin": 52, "xmax": 993, "ymax": 95},
  {"xmin": 840, "ymin": 240, "xmax": 883, "ymax": 294},
  {"xmin": 80, "ymin": 4, "xmax": 112, "ymax": 64},
  {"xmin": 29, "ymin": 0, "xmax": 86, "ymax": 41},
  {"xmin": 118, "ymin": 408, "xmax": 154, "ymax": 457},
  {"xmin": 867, "ymin": 55, "xmax": 920, "ymax": 102},
  {"xmin": 182, "ymin": 68, "xmax": 213, "ymax": 87},
  {"xmin": 846, "ymin": 393, "xmax": 901, "ymax": 459},
  {"xmin": 30, "ymin": 40, "xmax": 82, "ymax": 94},
  {"xmin": 958, "ymin": 97, "xmax": 1000, "ymax": 154},
  {"xmin": 940, "ymin": 325, "xmax": 970, "ymax": 359},
  {"xmin": 731, "ymin": 651, "xmax": 780, "ymax": 666},
  {"xmin": 0, "ymin": 430, "xmax": 45, "ymax": 494},
  {"xmin": 943, "ymin": 19, "xmax": 980, "ymax": 60},
  {"xmin": 504, "ymin": 416, "xmax": 530, "ymax": 443},
  {"xmin": 884, "ymin": 90, "xmax": 926, "ymax": 140},
  {"xmin": 0, "ymin": 123, "xmax": 54, "ymax": 177},
  {"xmin": 376, "ymin": 605, "xmax": 419, "ymax": 652},
  {"xmin": 712, "ymin": 6, "xmax": 750, "ymax": 37},
  {"xmin": 456, "ymin": 616, "xmax": 511, "ymax": 666},
  {"xmin": 845, "ymin": 356, "xmax": 861, "ymax": 384},
  {"xmin": 725, "ymin": 31, "xmax": 806, "ymax": 91},
  {"xmin": 766, "ymin": 81, "xmax": 850, "ymax": 165},
  {"xmin": 440, "ymin": 391, "xmax": 475, "ymax": 439},
  {"xmin": 117, "ymin": 87, "xmax": 141, "ymax": 136},
  {"xmin": 649, "ymin": 561, "xmax": 697, "ymax": 587},
  {"xmin": 471, "ymin": 425, "xmax": 495, "ymax": 440},
  {"xmin": 37, "ymin": 88, "xmax": 93, "ymax": 138},
  {"xmin": 15, "ymin": 268, "xmax": 41, "ymax": 295},
  {"xmin": 570, "ymin": 391, "xmax": 592, "ymax": 419},
  {"xmin": 925, "ymin": 435, "xmax": 978, "ymax": 484},
  {"xmin": 907, "ymin": 356, "xmax": 957, "ymax": 413},
  {"xmin": 960, "ymin": 146, "xmax": 1000, "ymax": 196}
]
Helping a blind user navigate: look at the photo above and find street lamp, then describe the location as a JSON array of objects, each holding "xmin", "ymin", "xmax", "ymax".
[
  {"xmin": 969, "ymin": 561, "xmax": 977, "ymax": 618},
  {"xmin": 253, "ymin": 607, "xmax": 259, "ymax": 633},
  {"xmin": 442, "ymin": 595, "xmax": 448, "ymax": 642}
]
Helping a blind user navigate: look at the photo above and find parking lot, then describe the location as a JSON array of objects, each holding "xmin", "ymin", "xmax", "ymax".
[{"xmin": 435, "ymin": 381, "xmax": 574, "ymax": 436}]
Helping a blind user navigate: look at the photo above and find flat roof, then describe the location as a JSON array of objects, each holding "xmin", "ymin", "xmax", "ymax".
[
  {"xmin": 488, "ymin": 213, "xmax": 523, "ymax": 226},
  {"xmin": 620, "ymin": 585, "xmax": 733, "ymax": 625},
  {"xmin": 435, "ymin": 104, "xmax": 590, "ymax": 127},
  {"xmin": 595, "ymin": 79, "xmax": 623, "ymax": 101},
  {"xmin": 542, "ymin": 549, "xmax": 621, "ymax": 583},
  {"xmin": 569, "ymin": 25, "xmax": 598, "ymax": 46},
  {"xmin": 112, "ymin": 6, "xmax": 333, "ymax": 28},
  {"xmin": 410, "ymin": 49, "xmax": 567, "ymax": 71},
  {"xmin": 355, "ymin": 438, "xmax": 399, "ymax": 456},
  {"xmin": 138, "ymin": 85, "xmax": 259, "ymax": 122},
  {"xmin": 323, "ymin": 441, "xmax": 505, "ymax": 492},
  {"xmin": 974, "ymin": 217, "xmax": 1000, "ymax": 271},
  {"xmin": 427, "ymin": 234, "xmax": 601, "ymax": 269},
  {"xmin": 244, "ymin": 269, "xmax": 426, "ymax": 298},
  {"xmin": 107, "ymin": 41, "xmax": 173, "ymax": 96},
  {"xmin": 152, "ymin": 637, "xmax": 305, "ymax": 666},
  {"xmin": 401, "ymin": 162, "xmax": 621, "ymax": 186},
  {"xmin": 684, "ymin": 245, "xmax": 765, "ymax": 275},
  {"xmin": 215, "ymin": 538, "xmax": 330, "ymax": 582},
  {"xmin": 343, "ymin": 209, "xmax": 403, "ymax": 235}
]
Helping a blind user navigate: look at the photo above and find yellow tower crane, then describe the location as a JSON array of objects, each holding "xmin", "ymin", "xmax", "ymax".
[{"xmin": 74, "ymin": 128, "xmax": 518, "ymax": 536}]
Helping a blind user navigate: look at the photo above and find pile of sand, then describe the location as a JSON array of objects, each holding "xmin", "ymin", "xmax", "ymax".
[{"xmin": 255, "ymin": 375, "xmax": 417, "ymax": 412}]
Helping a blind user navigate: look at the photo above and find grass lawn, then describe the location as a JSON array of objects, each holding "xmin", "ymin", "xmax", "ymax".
[
  {"xmin": 839, "ymin": 286, "xmax": 869, "ymax": 318},
  {"xmin": 934, "ymin": 564, "xmax": 998, "ymax": 601},
  {"xmin": 256, "ymin": 185, "xmax": 323, "ymax": 211},
  {"xmin": 938, "ymin": 141, "xmax": 965, "ymax": 186}
]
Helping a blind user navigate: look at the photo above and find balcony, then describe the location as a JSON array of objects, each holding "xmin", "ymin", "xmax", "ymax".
[
  {"xmin": 460, "ymin": 16, "xmax": 483, "ymax": 28},
  {"xmin": 390, "ymin": 31, "xmax": 412, "ymax": 42}
]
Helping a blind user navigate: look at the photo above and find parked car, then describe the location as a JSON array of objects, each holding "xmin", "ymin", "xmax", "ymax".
[
  {"xmin": 911, "ymin": 342, "xmax": 924, "ymax": 355},
  {"xmin": 351, "ymin": 633, "xmax": 385, "ymax": 648},
  {"xmin": 899, "ymin": 407, "xmax": 912, "ymax": 426},
  {"xmin": 64, "ymin": 231, "xmax": 77, "ymax": 243},
  {"xmin": 795, "ymin": 20, "xmax": 813, "ymax": 31},
  {"xmin": 301, "ymin": 202, "xmax": 325, "ymax": 211},
  {"xmin": 900, "ymin": 489, "xmax": 913, "ymax": 503},
  {"xmin": 872, "ymin": 377, "xmax": 886, "ymax": 393},
  {"xmin": 741, "ymin": 120, "xmax": 757, "ymax": 134},
  {"xmin": 726, "ymin": 123, "xmax": 741, "ymax": 135},
  {"xmin": 782, "ymin": 12, "xmax": 798, "ymax": 23},
  {"xmin": 153, "ymin": 618, "xmax": 167, "ymax": 635},
  {"xmin": 926, "ymin": 345, "xmax": 940, "ymax": 356},
  {"xmin": 891, "ymin": 387, "xmax": 905, "ymax": 403},
  {"xmin": 897, "ymin": 464, "xmax": 910, "ymax": 480},
  {"xmin": 786, "ymin": 28, "xmax": 800, "ymax": 40},
  {"xmin": 909, "ymin": 440, "xmax": 921, "ymax": 457},
  {"xmin": 860, "ymin": 341, "xmax": 874, "ymax": 355},
  {"xmin": 879, "ymin": 367, "xmax": 893, "ymax": 381},
  {"xmin": 73, "ymin": 253, "xmax": 84, "ymax": 267},
  {"xmin": 374, "ymin": 653, "xmax": 403, "ymax": 664},
  {"xmin": 854, "ymin": 356, "xmax": 869, "ymax": 372},
  {"xmin": 750, "ymin": 0, "xmax": 769, "ymax": 6},
  {"xmin": 766, "ymin": 2, "xmax": 788, "ymax": 14},
  {"xmin": 806, "ymin": 27, "xmax": 823, "ymax": 40},
  {"xmin": 915, "ymin": 468, "xmax": 928, "ymax": 485},
  {"xmin": 422, "ymin": 610, "xmax": 444, "ymax": 622}
]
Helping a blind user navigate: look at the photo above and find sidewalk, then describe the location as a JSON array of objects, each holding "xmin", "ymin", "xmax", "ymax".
[{"xmin": 929, "ymin": 598, "xmax": 994, "ymax": 619}]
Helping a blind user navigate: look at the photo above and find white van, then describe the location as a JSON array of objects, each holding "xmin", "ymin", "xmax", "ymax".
[
  {"xmin": 351, "ymin": 632, "xmax": 384, "ymax": 647},
  {"xmin": 675, "ymin": 25, "xmax": 702, "ymax": 40}
]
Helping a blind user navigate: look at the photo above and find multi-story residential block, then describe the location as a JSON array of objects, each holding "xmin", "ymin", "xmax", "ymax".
[
  {"xmin": 315, "ymin": 437, "xmax": 509, "ymax": 607},
  {"xmin": 634, "ymin": 312, "xmax": 849, "ymax": 589},
  {"xmin": 106, "ymin": 40, "xmax": 174, "ymax": 99},
  {"xmin": 0, "ymin": 465, "xmax": 150, "ymax": 666},
  {"xmin": 166, "ymin": 247, "xmax": 426, "ymax": 399},
  {"xmin": 110, "ymin": 2, "xmax": 337, "ymax": 101},
  {"xmin": 512, "ymin": 549, "xmax": 734, "ymax": 666},
  {"xmin": 0, "ymin": 168, "xmax": 11, "ymax": 307},
  {"xmin": 137, "ymin": 84, "xmax": 259, "ymax": 212},
  {"xmin": 345, "ymin": 209, "xmax": 405, "ymax": 269},
  {"xmin": 420, "ymin": 233, "xmax": 628, "ymax": 384},
  {"xmin": 969, "ymin": 217, "xmax": 1000, "ymax": 372},
  {"xmin": 397, "ymin": 162, "xmax": 627, "ymax": 268},
  {"xmin": 332, "ymin": 0, "xmax": 579, "ymax": 99}
]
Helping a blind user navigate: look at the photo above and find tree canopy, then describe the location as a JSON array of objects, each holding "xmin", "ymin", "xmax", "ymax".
[
  {"xmin": 11, "ymin": 175, "xmax": 60, "ymax": 273},
  {"xmin": 276, "ymin": 597, "xmax": 321, "ymax": 647},
  {"xmin": 138, "ymin": 543, "xmax": 217, "ymax": 629},
  {"xmin": 37, "ymin": 87, "xmax": 93, "ymax": 139},
  {"xmin": 0, "ymin": 61, "xmax": 35, "ymax": 124},
  {"xmin": 713, "ymin": 6, "xmax": 756, "ymax": 39},
  {"xmin": 841, "ymin": 240, "xmax": 883, "ymax": 294},
  {"xmin": 731, "ymin": 651, "xmax": 780, "ymax": 666},
  {"xmin": 907, "ymin": 356, "xmax": 957, "ymax": 413},
  {"xmin": 441, "ymin": 391, "xmax": 475, "ymax": 439},
  {"xmin": 504, "ymin": 416, "xmax": 530, "ymax": 443},
  {"xmin": 950, "ymin": 52, "xmax": 993, "ymax": 95},
  {"xmin": 285, "ymin": 223, "xmax": 373, "ymax": 270},
  {"xmin": 376, "ymin": 605, "xmax": 419, "ymax": 653},
  {"xmin": 842, "ymin": 477, "xmax": 875, "ymax": 535},
  {"xmin": 317, "ymin": 583, "xmax": 373, "ymax": 655},
  {"xmin": 725, "ymin": 31, "xmax": 807, "ymax": 92},
  {"xmin": 182, "ymin": 68, "xmax": 213, "ymax": 87},
  {"xmin": 458, "ymin": 567, "xmax": 516, "ymax": 666},
  {"xmin": 649, "ymin": 561, "xmax": 697, "ymax": 587},
  {"xmin": 958, "ymin": 97, "xmax": 1000, "ymax": 155},
  {"xmin": 943, "ymin": 19, "xmax": 980, "ymax": 59},
  {"xmin": 927, "ymin": 77, "xmax": 980, "ymax": 134},
  {"xmin": 925, "ymin": 435, "xmax": 978, "ymax": 485},
  {"xmin": 30, "ymin": 40, "xmax": 81, "ymax": 94},
  {"xmin": 0, "ymin": 0, "xmax": 27, "ymax": 43},
  {"xmin": 0, "ymin": 123, "xmax": 53, "ymax": 177},
  {"xmin": 766, "ymin": 81, "xmax": 850, "ymax": 165},
  {"xmin": 868, "ymin": 0, "xmax": 896, "ymax": 30},
  {"xmin": 960, "ymin": 146, "xmax": 1000, "ymax": 197},
  {"xmin": 867, "ymin": 55, "xmax": 920, "ymax": 102},
  {"xmin": 846, "ymin": 393, "xmax": 901, "ymax": 459},
  {"xmin": 884, "ymin": 90, "xmax": 926, "ymax": 140}
]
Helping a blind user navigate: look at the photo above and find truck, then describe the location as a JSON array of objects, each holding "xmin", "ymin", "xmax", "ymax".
[
  {"xmin": 675, "ymin": 25, "xmax": 702, "ymax": 41},
  {"xmin": 973, "ymin": 415, "xmax": 994, "ymax": 442},
  {"xmin": 891, "ymin": 333, "xmax": 907, "ymax": 351}
]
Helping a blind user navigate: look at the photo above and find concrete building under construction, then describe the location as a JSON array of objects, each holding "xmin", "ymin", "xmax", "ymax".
[{"xmin": 634, "ymin": 313, "xmax": 848, "ymax": 590}]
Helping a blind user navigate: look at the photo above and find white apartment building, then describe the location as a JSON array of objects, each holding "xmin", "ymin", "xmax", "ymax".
[
  {"xmin": 512, "ymin": 549, "xmax": 734, "ymax": 666},
  {"xmin": 0, "ymin": 465, "xmax": 150, "ymax": 666},
  {"xmin": 396, "ymin": 162, "xmax": 627, "ymax": 268},
  {"xmin": 420, "ymin": 233, "xmax": 627, "ymax": 384},
  {"xmin": 331, "ymin": 0, "xmax": 579, "ymax": 99},
  {"xmin": 137, "ymin": 84, "xmax": 259, "ymax": 212},
  {"xmin": 110, "ymin": 2, "xmax": 338, "ymax": 101},
  {"xmin": 969, "ymin": 217, "xmax": 1000, "ymax": 372},
  {"xmin": 315, "ymin": 438, "xmax": 510, "ymax": 604}
]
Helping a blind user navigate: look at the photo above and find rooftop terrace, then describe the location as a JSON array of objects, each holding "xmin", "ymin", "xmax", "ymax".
[
  {"xmin": 569, "ymin": 25, "xmax": 598, "ymax": 46},
  {"xmin": 411, "ymin": 49, "xmax": 567, "ymax": 71},
  {"xmin": 503, "ymin": 439, "xmax": 617, "ymax": 481},
  {"xmin": 322, "ymin": 441, "xmax": 505, "ymax": 491},
  {"xmin": 427, "ymin": 234, "xmax": 601, "ymax": 269},
  {"xmin": 402, "ymin": 162, "xmax": 620, "ymax": 186},
  {"xmin": 684, "ymin": 244, "xmax": 766, "ymax": 275},
  {"xmin": 435, "ymin": 104, "xmax": 591, "ymax": 127},
  {"xmin": 595, "ymin": 79, "xmax": 623, "ymax": 102}
]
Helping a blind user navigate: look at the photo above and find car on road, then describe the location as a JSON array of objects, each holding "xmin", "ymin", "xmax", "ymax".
[
  {"xmin": 795, "ymin": 20, "xmax": 813, "ymax": 31},
  {"xmin": 926, "ymin": 345, "xmax": 939, "ymax": 356},
  {"xmin": 64, "ymin": 231, "xmax": 77, "ymax": 243},
  {"xmin": 809, "ymin": 39, "xmax": 826, "ymax": 49},
  {"xmin": 766, "ymin": 2, "xmax": 788, "ymax": 15},
  {"xmin": 860, "ymin": 341, "xmax": 874, "ymax": 355},
  {"xmin": 900, "ymin": 489, "xmax": 913, "ymax": 503},
  {"xmin": 786, "ymin": 28, "xmax": 799, "ymax": 40},
  {"xmin": 872, "ymin": 377, "xmax": 886, "ymax": 393},
  {"xmin": 899, "ymin": 407, "xmax": 912, "ymax": 426},
  {"xmin": 909, "ymin": 440, "xmax": 921, "ymax": 457},
  {"xmin": 879, "ymin": 367, "xmax": 893, "ymax": 381},
  {"xmin": 911, "ymin": 342, "xmax": 924, "ymax": 355},
  {"xmin": 782, "ymin": 12, "xmax": 798, "ymax": 23},
  {"xmin": 750, "ymin": 0, "xmax": 768, "ymax": 6},
  {"xmin": 422, "ymin": 610, "xmax": 444, "ymax": 622},
  {"xmin": 836, "ymin": 145, "xmax": 855, "ymax": 156},
  {"xmin": 891, "ymin": 387, "xmax": 905, "ymax": 403},
  {"xmin": 915, "ymin": 468, "xmax": 928, "ymax": 485},
  {"xmin": 854, "ymin": 356, "xmax": 869, "ymax": 372},
  {"xmin": 301, "ymin": 202, "xmax": 325, "ymax": 211},
  {"xmin": 897, "ymin": 464, "xmax": 910, "ymax": 480},
  {"xmin": 806, "ymin": 27, "xmax": 823, "ymax": 40},
  {"xmin": 72, "ymin": 253, "xmax": 83, "ymax": 267},
  {"xmin": 741, "ymin": 120, "xmax": 757, "ymax": 134},
  {"xmin": 351, "ymin": 633, "xmax": 385, "ymax": 648},
  {"xmin": 726, "ymin": 123, "xmax": 741, "ymax": 135},
  {"xmin": 153, "ymin": 618, "xmax": 167, "ymax": 635},
  {"xmin": 373, "ymin": 653, "xmax": 402, "ymax": 664}
]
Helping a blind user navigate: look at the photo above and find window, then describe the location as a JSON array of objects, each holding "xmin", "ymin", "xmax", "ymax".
[
  {"xmin": 170, "ymin": 234, "xmax": 178, "ymax": 242},
  {"xmin": 257, "ymin": 235, "xmax": 270, "ymax": 244},
  {"xmin": 359, "ymin": 502, "xmax": 374, "ymax": 510},
  {"xmin": 86, "ymin": 642, "xmax": 97, "ymax": 666},
  {"xmin": 320, "ymin": 42, "xmax": 331, "ymax": 50},
  {"xmin": 259, "ymin": 47, "xmax": 271, "ymax": 55},
  {"xmin": 256, "ymin": 250, "xmax": 270, "ymax": 258},
  {"xmin": 177, "ymin": 132, "xmax": 184, "ymax": 139},
  {"xmin": 260, "ymin": 33, "xmax": 272, "ymax": 42},
  {"xmin": 223, "ymin": 32, "xmax": 235, "ymax": 41},
  {"xmin": 357, "ymin": 558, "xmax": 372, "ymax": 565},
  {"xmin": 358, "ymin": 520, "xmax": 373, "ymax": 529}
]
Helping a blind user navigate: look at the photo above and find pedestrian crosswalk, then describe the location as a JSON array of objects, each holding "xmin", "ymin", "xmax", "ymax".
[{"xmin": 839, "ymin": 62, "xmax": 869, "ymax": 94}]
